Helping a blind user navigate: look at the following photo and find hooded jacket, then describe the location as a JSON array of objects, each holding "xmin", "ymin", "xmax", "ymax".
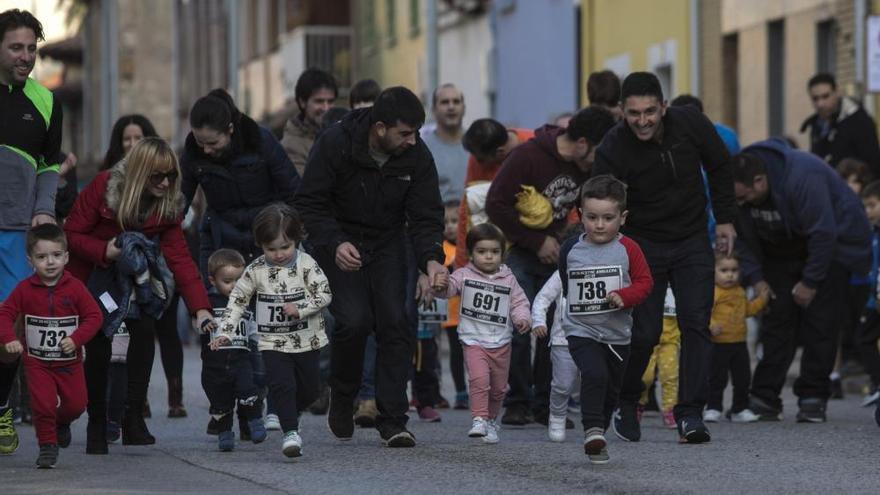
[
  {"xmin": 281, "ymin": 113, "xmax": 319, "ymax": 178},
  {"xmin": 485, "ymin": 126, "xmax": 587, "ymax": 253},
  {"xmin": 64, "ymin": 162, "xmax": 211, "ymax": 315},
  {"xmin": 294, "ymin": 107, "xmax": 444, "ymax": 272},
  {"xmin": 592, "ymin": 105, "xmax": 736, "ymax": 242},
  {"xmin": 800, "ymin": 96, "xmax": 880, "ymax": 176},
  {"xmin": 736, "ymin": 138, "xmax": 872, "ymax": 287}
]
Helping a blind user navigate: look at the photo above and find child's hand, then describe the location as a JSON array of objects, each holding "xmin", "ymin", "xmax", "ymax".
[
  {"xmin": 283, "ymin": 303, "xmax": 300, "ymax": 319},
  {"xmin": 209, "ymin": 335, "xmax": 230, "ymax": 350},
  {"xmin": 196, "ymin": 309, "xmax": 217, "ymax": 333},
  {"xmin": 514, "ymin": 320, "xmax": 530, "ymax": 334},
  {"xmin": 709, "ymin": 324, "xmax": 722, "ymax": 337},
  {"xmin": 607, "ymin": 292, "xmax": 624, "ymax": 309},
  {"xmin": 4, "ymin": 340, "xmax": 22, "ymax": 355},
  {"xmin": 532, "ymin": 325, "xmax": 548, "ymax": 338},
  {"xmin": 59, "ymin": 337, "xmax": 76, "ymax": 354}
]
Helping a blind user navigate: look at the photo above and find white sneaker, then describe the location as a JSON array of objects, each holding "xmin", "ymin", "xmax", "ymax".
[
  {"xmin": 265, "ymin": 414, "xmax": 281, "ymax": 431},
  {"xmin": 468, "ymin": 417, "xmax": 487, "ymax": 437},
  {"xmin": 281, "ymin": 430, "xmax": 302, "ymax": 457},
  {"xmin": 703, "ymin": 409, "xmax": 722, "ymax": 422},
  {"xmin": 729, "ymin": 409, "xmax": 759, "ymax": 423},
  {"xmin": 861, "ymin": 389, "xmax": 880, "ymax": 408},
  {"xmin": 483, "ymin": 420, "xmax": 499, "ymax": 444},
  {"xmin": 548, "ymin": 414, "xmax": 567, "ymax": 442}
]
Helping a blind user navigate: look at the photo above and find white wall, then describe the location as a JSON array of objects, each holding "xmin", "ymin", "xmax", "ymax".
[{"xmin": 438, "ymin": 12, "xmax": 492, "ymax": 123}]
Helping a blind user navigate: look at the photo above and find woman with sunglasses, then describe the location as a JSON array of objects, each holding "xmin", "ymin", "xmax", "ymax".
[{"xmin": 65, "ymin": 137, "xmax": 214, "ymax": 454}]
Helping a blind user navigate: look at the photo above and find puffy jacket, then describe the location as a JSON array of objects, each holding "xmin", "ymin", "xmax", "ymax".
[
  {"xmin": 64, "ymin": 162, "xmax": 210, "ymax": 315},
  {"xmin": 294, "ymin": 108, "xmax": 444, "ymax": 272}
]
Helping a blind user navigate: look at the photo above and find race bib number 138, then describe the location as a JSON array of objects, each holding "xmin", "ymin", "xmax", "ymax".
[{"xmin": 567, "ymin": 266, "xmax": 622, "ymax": 315}]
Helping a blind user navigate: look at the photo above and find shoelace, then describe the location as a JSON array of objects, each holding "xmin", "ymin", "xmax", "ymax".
[{"xmin": 0, "ymin": 410, "xmax": 14, "ymax": 435}]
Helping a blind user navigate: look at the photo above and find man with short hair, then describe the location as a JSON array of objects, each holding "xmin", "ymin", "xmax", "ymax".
[
  {"xmin": 587, "ymin": 70, "xmax": 623, "ymax": 121},
  {"xmin": 486, "ymin": 106, "xmax": 617, "ymax": 426},
  {"xmin": 295, "ymin": 87, "xmax": 447, "ymax": 448},
  {"xmin": 800, "ymin": 73, "xmax": 880, "ymax": 177},
  {"xmin": 422, "ymin": 83, "xmax": 468, "ymax": 204},
  {"xmin": 592, "ymin": 72, "xmax": 736, "ymax": 444},
  {"xmin": 0, "ymin": 8, "xmax": 62, "ymax": 455},
  {"xmin": 732, "ymin": 143, "xmax": 871, "ymax": 422},
  {"xmin": 282, "ymin": 68, "xmax": 338, "ymax": 177},
  {"xmin": 350, "ymin": 78, "xmax": 381, "ymax": 109}
]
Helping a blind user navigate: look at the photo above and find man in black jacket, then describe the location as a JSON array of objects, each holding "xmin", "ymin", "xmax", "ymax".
[
  {"xmin": 801, "ymin": 73, "xmax": 880, "ymax": 177},
  {"xmin": 295, "ymin": 87, "xmax": 447, "ymax": 448},
  {"xmin": 592, "ymin": 72, "xmax": 737, "ymax": 444}
]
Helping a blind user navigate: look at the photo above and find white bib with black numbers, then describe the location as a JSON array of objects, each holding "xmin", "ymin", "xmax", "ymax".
[
  {"xmin": 460, "ymin": 279, "xmax": 511, "ymax": 327},
  {"xmin": 25, "ymin": 315, "xmax": 77, "ymax": 361},
  {"xmin": 566, "ymin": 266, "xmax": 622, "ymax": 316},
  {"xmin": 213, "ymin": 308, "xmax": 252, "ymax": 350},
  {"xmin": 418, "ymin": 298, "xmax": 448, "ymax": 325},
  {"xmin": 255, "ymin": 292, "xmax": 308, "ymax": 334}
]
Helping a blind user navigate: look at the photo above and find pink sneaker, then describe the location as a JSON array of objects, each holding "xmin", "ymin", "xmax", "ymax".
[
  {"xmin": 662, "ymin": 408, "xmax": 676, "ymax": 428},
  {"xmin": 418, "ymin": 406, "xmax": 442, "ymax": 423}
]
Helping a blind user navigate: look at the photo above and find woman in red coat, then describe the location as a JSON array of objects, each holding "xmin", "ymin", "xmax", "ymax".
[{"xmin": 64, "ymin": 137, "xmax": 214, "ymax": 454}]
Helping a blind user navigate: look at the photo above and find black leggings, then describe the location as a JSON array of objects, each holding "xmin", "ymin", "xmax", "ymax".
[{"xmin": 155, "ymin": 295, "xmax": 183, "ymax": 385}]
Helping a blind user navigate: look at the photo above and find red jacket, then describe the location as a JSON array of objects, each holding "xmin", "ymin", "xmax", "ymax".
[
  {"xmin": 0, "ymin": 271, "xmax": 103, "ymax": 365},
  {"xmin": 64, "ymin": 169, "xmax": 210, "ymax": 314}
]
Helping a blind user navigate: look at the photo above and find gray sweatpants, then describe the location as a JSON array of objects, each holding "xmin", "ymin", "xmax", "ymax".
[{"xmin": 550, "ymin": 345, "xmax": 580, "ymax": 417}]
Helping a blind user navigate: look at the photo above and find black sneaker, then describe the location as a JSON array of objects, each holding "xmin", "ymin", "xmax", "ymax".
[
  {"xmin": 206, "ymin": 417, "xmax": 220, "ymax": 435},
  {"xmin": 796, "ymin": 398, "xmax": 827, "ymax": 423},
  {"xmin": 533, "ymin": 409, "xmax": 549, "ymax": 426},
  {"xmin": 378, "ymin": 424, "xmax": 416, "ymax": 448},
  {"xmin": 829, "ymin": 378, "xmax": 844, "ymax": 400},
  {"xmin": 611, "ymin": 403, "xmax": 641, "ymax": 442},
  {"xmin": 677, "ymin": 416, "xmax": 711, "ymax": 444},
  {"xmin": 500, "ymin": 405, "xmax": 528, "ymax": 426},
  {"xmin": 56, "ymin": 424, "xmax": 71, "ymax": 448},
  {"xmin": 748, "ymin": 395, "xmax": 783, "ymax": 421},
  {"xmin": 36, "ymin": 444, "xmax": 58, "ymax": 469},
  {"xmin": 326, "ymin": 391, "xmax": 354, "ymax": 440}
]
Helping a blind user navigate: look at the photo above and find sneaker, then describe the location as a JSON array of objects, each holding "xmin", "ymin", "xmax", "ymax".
[
  {"xmin": 326, "ymin": 392, "xmax": 354, "ymax": 440},
  {"xmin": 533, "ymin": 409, "xmax": 550, "ymax": 426},
  {"xmin": 264, "ymin": 413, "xmax": 281, "ymax": 431},
  {"xmin": 749, "ymin": 395, "xmax": 783, "ymax": 421},
  {"xmin": 281, "ymin": 431, "xmax": 302, "ymax": 458},
  {"xmin": 417, "ymin": 406, "xmax": 442, "ymax": 423},
  {"xmin": 468, "ymin": 417, "xmax": 488, "ymax": 437},
  {"xmin": 500, "ymin": 406, "xmax": 528, "ymax": 426},
  {"xmin": 728, "ymin": 409, "xmax": 760, "ymax": 423},
  {"xmin": 829, "ymin": 378, "xmax": 844, "ymax": 400},
  {"xmin": 436, "ymin": 396, "xmax": 450, "ymax": 409},
  {"xmin": 379, "ymin": 424, "xmax": 416, "ymax": 448},
  {"xmin": 861, "ymin": 389, "xmax": 880, "ymax": 408},
  {"xmin": 483, "ymin": 420, "xmax": 499, "ymax": 444},
  {"xmin": 583, "ymin": 427, "xmax": 607, "ymax": 459},
  {"xmin": 218, "ymin": 431, "xmax": 235, "ymax": 452},
  {"xmin": 248, "ymin": 418, "xmax": 267, "ymax": 443},
  {"xmin": 611, "ymin": 403, "xmax": 640, "ymax": 442},
  {"xmin": 678, "ymin": 416, "xmax": 711, "ymax": 444},
  {"xmin": 206, "ymin": 417, "xmax": 220, "ymax": 435},
  {"xmin": 796, "ymin": 398, "xmax": 827, "ymax": 423},
  {"xmin": 354, "ymin": 399, "xmax": 378, "ymax": 428},
  {"xmin": 588, "ymin": 447, "xmax": 610, "ymax": 465},
  {"xmin": 662, "ymin": 408, "xmax": 676, "ymax": 428},
  {"xmin": 454, "ymin": 392, "xmax": 469, "ymax": 410},
  {"xmin": 35, "ymin": 444, "xmax": 58, "ymax": 468},
  {"xmin": 702, "ymin": 409, "xmax": 722, "ymax": 423},
  {"xmin": 0, "ymin": 407, "xmax": 19, "ymax": 454},
  {"xmin": 56, "ymin": 424, "xmax": 71, "ymax": 448},
  {"xmin": 548, "ymin": 414, "xmax": 566, "ymax": 442},
  {"xmin": 107, "ymin": 420, "xmax": 121, "ymax": 443}
]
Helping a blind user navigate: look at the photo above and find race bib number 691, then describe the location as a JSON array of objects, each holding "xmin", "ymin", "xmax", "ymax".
[{"xmin": 460, "ymin": 279, "xmax": 511, "ymax": 326}]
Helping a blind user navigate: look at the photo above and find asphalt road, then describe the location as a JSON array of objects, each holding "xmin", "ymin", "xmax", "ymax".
[{"xmin": 3, "ymin": 345, "xmax": 879, "ymax": 495}]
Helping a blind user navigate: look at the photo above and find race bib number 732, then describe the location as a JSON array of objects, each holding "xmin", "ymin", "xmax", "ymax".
[{"xmin": 25, "ymin": 315, "xmax": 78, "ymax": 361}]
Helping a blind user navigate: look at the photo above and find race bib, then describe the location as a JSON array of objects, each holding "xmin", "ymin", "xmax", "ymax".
[
  {"xmin": 255, "ymin": 292, "xmax": 308, "ymax": 334},
  {"xmin": 663, "ymin": 286, "xmax": 676, "ymax": 317},
  {"xmin": 460, "ymin": 279, "xmax": 511, "ymax": 326},
  {"xmin": 418, "ymin": 298, "xmax": 448, "ymax": 325},
  {"xmin": 566, "ymin": 266, "xmax": 623, "ymax": 315},
  {"xmin": 213, "ymin": 308, "xmax": 252, "ymax": 350},
  {"xmin": 25, "ymin": 315, "xmax": 78, "ymax": 361}
]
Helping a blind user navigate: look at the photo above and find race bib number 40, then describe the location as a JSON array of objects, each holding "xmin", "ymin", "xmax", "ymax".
[
  {"xmin": 460, "ymin": 279, "xmax": 511, "ymax": 326},
  {"xmin": 567, "ymin": 266, "xmax": 622, "ymax": 315},
  {"xmin": 256, "ymin": 292, "xmax": 308, "ymax": 334},
  {"xmin": 25, "ymin": 315, "xmax": 78, "ymax": 361},
  {"xmin": 213, "ymin": 308, "xmax": 252, "ymax": 350}
]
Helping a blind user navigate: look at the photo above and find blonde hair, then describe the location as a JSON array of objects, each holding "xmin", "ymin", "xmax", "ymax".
[{"xmin": 117, "ymin": 137, "xmax": 182, "ymax": 230}]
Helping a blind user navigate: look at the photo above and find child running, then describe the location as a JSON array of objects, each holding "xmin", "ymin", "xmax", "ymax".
[
  {"xmin": 0, "ymin": 224, "xmax": 103, "ymax": 468},
  {"xmin": 437, "ymin": 223, "xmax": 531, "ymax": 444},
  {"xmin": 559, "ymin": 175, "xmax": 653, "ymax": 464},
  {"xmin": 212, "ymin": 203, "xmax": 331, "ymax": 458}
]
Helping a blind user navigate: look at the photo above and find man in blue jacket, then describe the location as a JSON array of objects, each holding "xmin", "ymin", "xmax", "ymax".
[{"xmin": 732, "ymin": 139, "xmax": 871, "ymax": 422}]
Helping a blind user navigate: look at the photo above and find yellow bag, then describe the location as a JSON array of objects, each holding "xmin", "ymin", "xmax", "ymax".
[{"xmin": 515, "ymin": 185, "xmax": 553, "ymax": 230}]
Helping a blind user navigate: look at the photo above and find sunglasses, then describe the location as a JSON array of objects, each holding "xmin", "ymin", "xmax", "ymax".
[{"xmin": 149, "ymin": 170, "xmax": 179, "ymax": 186}]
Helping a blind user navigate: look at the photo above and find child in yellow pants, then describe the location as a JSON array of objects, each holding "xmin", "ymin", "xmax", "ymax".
[{"xmin": 640, "ymin": 286, "xmax": 680, "ymax": 428}]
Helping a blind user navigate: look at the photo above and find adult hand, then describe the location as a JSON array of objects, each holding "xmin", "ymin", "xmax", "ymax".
[
  {"xmin": 532, "ymin": 325, "xmax": 548, "ymax": 338},
  {"xmin": 60, "ymin": 337, "xmax": 76, "ymax": 354},
  {"xmin": 209, "ymin": 335, "xmax": 230, "ymax": 350},
  {"xmin": 537, "ymin": 236, "xmax": 560, "ymax": 265},
  {"xmin": 607, "ymin": 292, "xmax": 624, "ymax": 309},
  {"xmin": 31, "ymin": 213, "xmax": 56, "ymax": 227},
  {"xmin": 335, "ymin": 242, "xmax": 362, "ymax": 271},
  {"xmin": 514, "ymin": 320, "xmax": 531, "ymax": 334},
  {"xmin": 283, "ymin": 303, "xmax": 300, "ymax": 319},
  {"xmin": 59, "ymin": 152, "xmax": 78, "ymax": 177},
  {"xmin": 105, "ymin": 237, "xmax": 121, "ymax": 261},
  {"xmin": 715, "ymin": 223, "xmax": 737, "ymax": 256},
  {"xmin": 426, "ymin": 260, "xmax": 448, "ymax": 292},
  {"xmin": 4, "ymin": 340, "xmax": 22, "ymax": 355},
  {"xmin": 196, "ymin": 309, "xmax": 217, "ymax": 333},
  {"xmin": 792, "ymin": 281, "xmax": 817, "ymax": 308},
  {"xmin": 415, "ymin": 272, "xmax": 435, "ymax": 307}
]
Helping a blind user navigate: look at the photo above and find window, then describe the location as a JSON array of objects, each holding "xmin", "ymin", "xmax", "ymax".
[
  {"xmin": 817, "ymin": 19, "xmax": 837, "ymax": 75},
  {"xmin": 363, "ymin": 0, "xmax": 378, "ymax": 49},
  {"xmin": 386, "ymin": 0, "xmax": 397, "ymax": 46},
  {"xmin": 409, "ymin": 0, "xmax": 420, "ymax": 37},
  {"xmin": 767, "ymin": 19, "xmax": 785, "ymax": 136},
  {"xmin": 722, "ymin": 34, "xmax": 739, "ymax": 130}
]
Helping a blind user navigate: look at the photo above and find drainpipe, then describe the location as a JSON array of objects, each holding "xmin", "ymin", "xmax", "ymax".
[
  {"xmin": 426, "ymin": 0, "xmax": 439, "ymax": 105},
  {"xmin": 227, "ymin": 0, "xmax": 239, "ymax": 101},
  {"xmin": 689, "ymin": 0, "xmax": 700, "ymax": 96},
  {"xmin": 100, "ymin": 0, "xmax": 118, "ymax": 153}
]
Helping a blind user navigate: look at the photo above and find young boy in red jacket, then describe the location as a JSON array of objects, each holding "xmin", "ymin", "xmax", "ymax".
[{"xmin": 0, "ymin": 224, "xmax": 103, "ymax": 468}]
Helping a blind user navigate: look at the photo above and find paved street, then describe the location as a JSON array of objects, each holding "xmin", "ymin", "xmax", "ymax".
[{"xmin": 3, "ymin": 345, "xmax": 879, "ymax": 495}]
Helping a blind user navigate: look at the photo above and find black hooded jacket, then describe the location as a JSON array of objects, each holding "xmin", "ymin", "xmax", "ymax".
[{"xmin": 294, "ymin": 108, "xmax": 444, "ymax": 271}]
